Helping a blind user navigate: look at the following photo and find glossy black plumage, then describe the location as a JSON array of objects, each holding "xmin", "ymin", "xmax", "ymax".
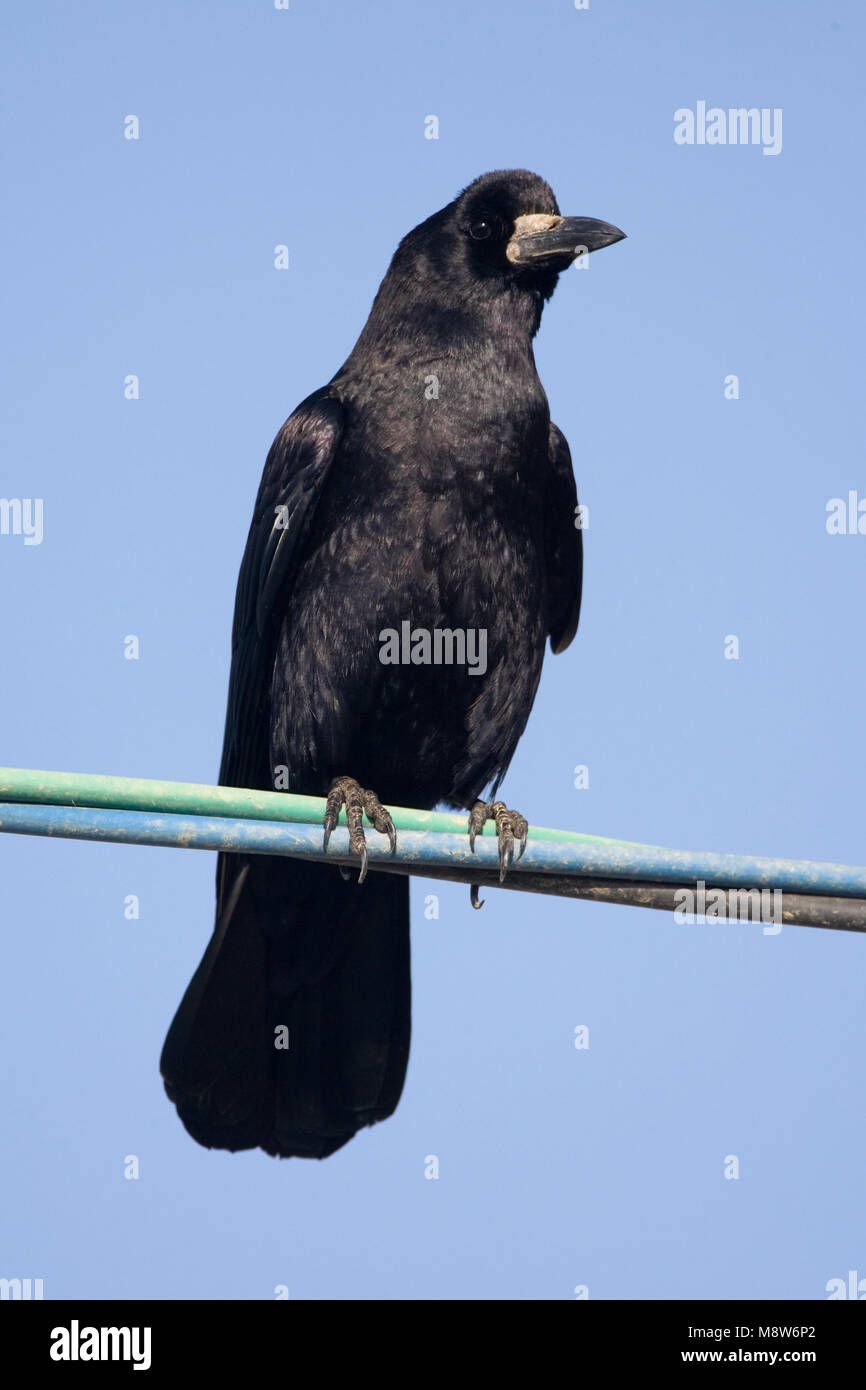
[{"xmin": 160, "ymin": 169, "xmax": 624, "ymax": 1157}]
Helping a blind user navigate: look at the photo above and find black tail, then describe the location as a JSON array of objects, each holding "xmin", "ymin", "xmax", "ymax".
[{"xmin": 160, "ymin": 855, "xmax": 411, "ymax": 1158}]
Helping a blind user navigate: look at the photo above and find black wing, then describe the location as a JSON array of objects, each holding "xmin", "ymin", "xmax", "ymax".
[
  {"xmin": 218, "ymin": 387, "xmax": 344, "ymax": 793},
  {"xmin": 164, "ymin": 387, "xmax": 410, "ymax": 1156},
  {"xmin": 545, "ymin": 421, "xmax": 583, "ymax": 654}
]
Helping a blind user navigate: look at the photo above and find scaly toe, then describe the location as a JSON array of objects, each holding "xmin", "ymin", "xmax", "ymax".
[
  {"xmin": 467, "ymin": 799, "xmax": 529, "ymax": 883},
  {"xmin": 322, "ymin": 775, "xmax": 396, "ymax": 882}
]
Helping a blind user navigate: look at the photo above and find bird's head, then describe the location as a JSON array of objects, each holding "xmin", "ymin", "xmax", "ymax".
[
  {"xmin": 454, "ymin": 169, "xmax": 625, "ymax": 295},
  {"xmin": 341, "ymin": 169, "xmax": 625, "ymax": 369},
  {"xmin": 355, "ymin": 170, "xmax": 625, "ymax": 355}
]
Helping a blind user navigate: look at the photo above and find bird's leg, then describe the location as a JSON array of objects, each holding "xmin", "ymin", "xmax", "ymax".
[
  {"xmin": 322, "ymin": 775, "xmax": 397, "ymax": 884},
  {"xmin": 468, "ymin": 799, "xmax": 529, "ymax": 907}
]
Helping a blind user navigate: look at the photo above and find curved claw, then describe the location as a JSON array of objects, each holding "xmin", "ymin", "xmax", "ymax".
[
  {"xmin": 469, "ymin": 799, "xmax": 528, "ymax": 885},
  {"xmin": 471, "ymin": 883, "xmax": 484, "ymax": 910},
  {"xmin": 498, "ymin": 841, "xmax": 513, "ymax": 883},
  {"xmin": 322, "ymin": 776, "xmax": 396, "ymax": 883}
]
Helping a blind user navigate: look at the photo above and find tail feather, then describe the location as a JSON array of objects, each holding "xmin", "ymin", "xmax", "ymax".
[{"xmin": 160, "ymin": 854, "xmax": 411, "ymax": 1158}]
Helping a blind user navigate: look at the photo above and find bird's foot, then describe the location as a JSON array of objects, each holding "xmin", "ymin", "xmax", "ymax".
[
  {"xmin": 468, "ymin": 799, "xmax": 529, "ymax": 908},
  {"xmin": 322, "ymin": 775, "xmax": 397, "ymax": 884}
]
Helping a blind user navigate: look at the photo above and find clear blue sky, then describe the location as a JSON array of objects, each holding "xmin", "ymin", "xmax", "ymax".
[{"xmin": 1, "ymin": 0, "xmax": 864, "ymax": 1300}]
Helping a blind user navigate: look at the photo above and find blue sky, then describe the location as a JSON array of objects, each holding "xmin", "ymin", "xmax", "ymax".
[{"xmin": 1, "ymin": 0, "xmax": 864, "ymax": 1299}]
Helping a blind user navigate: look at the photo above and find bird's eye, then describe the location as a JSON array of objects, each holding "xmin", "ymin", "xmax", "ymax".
[{"xmin": 469, "ymin": 220, "xmax": 493, "ymax": 241}]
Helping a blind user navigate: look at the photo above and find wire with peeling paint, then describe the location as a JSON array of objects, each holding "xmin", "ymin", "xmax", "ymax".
[{"xmin": 1, "ymin": 774, "xmax": 865, "ymax": 932}]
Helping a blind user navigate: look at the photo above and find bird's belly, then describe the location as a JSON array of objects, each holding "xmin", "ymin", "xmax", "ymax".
[{"xmin": 272, "ymin": 495, "xmax": 547, "ymax": 807}]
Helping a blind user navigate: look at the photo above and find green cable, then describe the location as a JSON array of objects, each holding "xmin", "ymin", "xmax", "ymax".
[{"xmin": 0, "ymin": 766, "xmax": 640, "ymax": 848}]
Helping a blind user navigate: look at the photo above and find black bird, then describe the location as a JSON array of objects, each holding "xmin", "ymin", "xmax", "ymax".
[{"xmin": 161, "ymin": 169, "xmax": 625, "ymax": 1158}]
